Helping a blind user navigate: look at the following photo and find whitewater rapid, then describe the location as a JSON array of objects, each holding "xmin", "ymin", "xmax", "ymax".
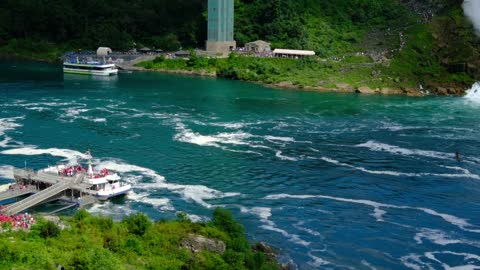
[
  {"xmin": 465, "ymin": 82, "xmax": 480, "ymax": 103},
  {"xmin": 1, "ymin": 65, "xmax": 480, "ymax": 269}
]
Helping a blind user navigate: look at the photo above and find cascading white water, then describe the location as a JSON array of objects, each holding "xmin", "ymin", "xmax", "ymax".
[{"xmin": 465, "ymin": 82, "xmax": 480, "ymax": 102}]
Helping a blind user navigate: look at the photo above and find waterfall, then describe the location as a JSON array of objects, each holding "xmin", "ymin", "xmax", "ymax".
[{"xmin": 465, "ymin": 82, "xmax": 480, "ymax": 102}]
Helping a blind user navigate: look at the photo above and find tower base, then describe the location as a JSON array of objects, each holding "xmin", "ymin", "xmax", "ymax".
[{"xmin": 206, "ymin": 41, "xmax": 237, "ymax": 55}]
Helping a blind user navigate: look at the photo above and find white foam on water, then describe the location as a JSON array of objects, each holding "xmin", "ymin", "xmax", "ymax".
[
  {"xmin": 380, "ymin": 121, "xmax": 418, "ymax": 132},
  {"xmin": 400, "ymin": 254, "xmax": 432, "ymax": 270},
  {"xmin": 210, "ymin": 122, "xmax": 248, "ymax": 129},
  {"xmin": 0, "ymin": 165, "xmax": 14, "ymax": 179},
  {"xmin": 0, "ymin": 116, "xmax": 24, "ymax": 137},
  {"xmin": 1, "ymin": 147, "xmax": 89, "ymax": 163},
  {"xmin": 414, "ymin": 228, "xmax": 480, "ymax": 248},
  {"xmin": 87, "ymin": 201, "xmax": 135, "ymax": 219},
  {"xmin": 307, "ymin": 252, "xmax": 332, "ymax": 268},
  {"xmin": 415, "ymin": 229, "xmax": 461, "ymax": 246},
  {"xmin": 97, "ymin": 159, "xmax": 240, "ymax": 209},
  {"xmin": 357, "ymin": 140, "xmax": 454, "ymax": 160},
  {"xmin": 127, "ymin": 191, "xmax": 174, "ymax": 211},
  {"xmin": 26, "ymin": 107, "xmax": 51, "ymax": 112},
  {"xmin": 0, "ymin": 136, "xmax": 13, "ymax": 148},
  {"xmin": 65, "ymin": 107, "xmax": 90, "ymax": 117},
  {"xmin": 275, "ymin": 151, "xmax": 298, "ymax": 162},
  {"xmin": 173, "ymin": 119, "xmax": 269, "ymax": 155},
  {"xmin": 319, "ymin": 156, "xmax": 480, "ymax": 180},
  {"xmin": 265, "ymin": 135, "xmax": 296, "ymax": 143},
  {"xmin": 92, "ymin": 118, "xmax": 107, "ymax": 123},
  {"xmin": 174, "ymin": 120, "xmax": 254, "ymax": 148},
  {"xmin": 240, "ymin": 206, "xmax": 310, "ymax": 247},
  {"xmin": 58, "ymin": 107, "xmax": 107, "ymax": 123},
  {"xmin": 361, "ymin": 260, "xmax": 378, "ymax": 270},
  {"xmin": 266, "ymin": 135, "xmax": 312, "ymax": 144},
  {"xmin": 465, "ymin": 82, "xmax": 480, "ymax": 103},
  {"xmin": 293, "ymin": 221, "xmax": 322, "ymax": 237},
  {"xmin": 402, "ymin": 251, "xmax": 480, "ymax": 270},
  {"xmin": 264, "ymin": 194, "xmax": 480, "ymax": 233}
]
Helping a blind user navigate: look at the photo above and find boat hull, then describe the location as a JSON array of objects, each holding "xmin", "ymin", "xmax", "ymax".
[
  {"xmin": 63, "ymin": 68, "xmax": 118, "ymax": 76},
  {"xmin": 96, "ymin": 185, "xmax": 131, "ymax": 201}
]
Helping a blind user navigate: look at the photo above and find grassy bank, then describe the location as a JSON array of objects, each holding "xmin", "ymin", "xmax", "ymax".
[
  {"xmin": 0, "ymin": 209, "xmax": 279, "ymax": 270},
  {"xmin": 137, "ymin": 53, "xmax": 394, "ymax": 89},
  {"xmin": 137, "ymin": 24, "xmax": 476, "ymax": 94}
]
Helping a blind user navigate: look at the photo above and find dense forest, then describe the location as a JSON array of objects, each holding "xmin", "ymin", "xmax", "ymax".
[{"xmin": 0, "ymin": 0, "xmax": 473, "ymax": 52}]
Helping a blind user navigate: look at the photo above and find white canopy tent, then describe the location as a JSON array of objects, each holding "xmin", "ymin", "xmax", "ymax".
[
  {"xmin": 273, "ymin": 49, "xmax": 315, "ymax": 58},
  {"xmin": 96, "ymin": 47, "xmax": 112, "ymax": 56}
]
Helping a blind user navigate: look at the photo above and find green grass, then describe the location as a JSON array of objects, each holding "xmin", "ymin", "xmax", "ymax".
[
  {"xmin": 138, "ymin": 53, "xmax": 422, "ymax": 90},
  {"xmin": 0, "ymin": 209, "xmax": 279, "ymax": 270}
]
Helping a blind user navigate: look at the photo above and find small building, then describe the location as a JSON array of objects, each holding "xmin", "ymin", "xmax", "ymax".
[
  {"xmin": 96, "ymin": 47, "xmax": 112, "ymax": 56},
  {"xmin": 139, "ymin": 47, "xmax": 153, "ymax": 54},
  {"xmin": 245, "ymin": 40, "xmax": 271, "ymax": 53},
  {"xmin": 273, "ymin": 49, "xmax": 315, "ymax": 58}
]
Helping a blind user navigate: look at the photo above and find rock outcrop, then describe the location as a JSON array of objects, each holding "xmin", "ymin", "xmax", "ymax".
[
  {"xmin": 335, "ymin": 83, "xmax": 354, "ymax": 92},
  {"xmin": 426, "ymin": 82, "xmax": 466, "ymax": 96},
  {"xmin": 180, "ymin": 234, "xmax": 226, "ymax": 254},
  {"xmin": 356, "ymin": 86, "xmax": 379, "ymax": 94}
]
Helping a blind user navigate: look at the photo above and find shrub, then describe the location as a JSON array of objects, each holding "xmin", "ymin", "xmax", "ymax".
[
  {"xmin": 123, "ymin": 213, "xmax": 152, "ymax": 236},
  {"xmin": 153, "ymin": 55, "xmax": 166, "ymax": 63},
  {"xmin": 212, "ymin": 208, "xmax": 244, "ymax": 239},
  {"xmin": 177, "ymin": 212, "xmax": 191, "ymax": 223},
  {"xmin": 143, "ymin": 62, "xmax": 154, "ymax": 69},
  {"xmin": 36, "ymin": 221, "xmax": 60, "ymax": 238},
  {"xmin": 74, "ymin": 208, "xmax": 91, "ymax": 221}
]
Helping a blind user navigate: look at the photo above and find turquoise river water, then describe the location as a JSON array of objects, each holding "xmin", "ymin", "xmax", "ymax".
[{"xmin": 0, "ymin": 60, "xmax": 480, "ymax": 269}]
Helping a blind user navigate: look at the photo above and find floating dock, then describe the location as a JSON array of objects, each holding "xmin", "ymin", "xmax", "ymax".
[{"xmin": 0, "ymin": 168, "xmax": 99, "ymax": 215}]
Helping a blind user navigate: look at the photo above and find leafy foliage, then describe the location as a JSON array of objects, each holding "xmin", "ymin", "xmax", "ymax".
[{"xmin": 0, "ymin": 208, "xmax": 279, "ymax": 270}]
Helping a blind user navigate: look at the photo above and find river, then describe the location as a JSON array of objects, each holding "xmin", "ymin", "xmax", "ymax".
[{"xmin": 0, "ymin": 60, "xmax": 479, "ymax": 269}]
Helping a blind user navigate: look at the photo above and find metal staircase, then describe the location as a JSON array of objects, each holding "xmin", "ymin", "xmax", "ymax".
[
  {"xmin": 0, "ymin": 185, "xmax": 36, "ymax": 202},
  {"xmin": 1, "ymin": 181, "xmax": 71, "ymax": 215}
]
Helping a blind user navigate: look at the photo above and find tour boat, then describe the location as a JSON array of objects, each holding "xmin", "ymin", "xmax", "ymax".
[
  {"xmin": 41, "ymin": 159, "xmax": 131, "ymax": 201},
  {"xmin": 63, "ymin": 61, "xmax": 118, "ymax": 76}
]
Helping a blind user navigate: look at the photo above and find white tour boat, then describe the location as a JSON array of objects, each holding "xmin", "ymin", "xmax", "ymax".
[
  {"xmin": 63, "ymin": 61, "xmax": 118, "ymax": 76},
  {"xmin": 41, "ymin": 158, "xmax": 131, "ymax": 201}
]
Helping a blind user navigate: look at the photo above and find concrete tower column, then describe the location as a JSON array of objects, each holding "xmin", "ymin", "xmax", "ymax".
[{"xmin": 206, "ymin": 0, "xmax": 236, "ymax": 54}]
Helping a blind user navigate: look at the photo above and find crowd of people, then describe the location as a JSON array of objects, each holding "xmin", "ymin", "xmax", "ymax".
[
  {"xmin": 59, "ymin": 165, "xmax": 87, "ymax": 177},
  {"xmin": 0, "ymin": 209, "xmax": 36, "ymax": 230},
  {"xmin": 231, "ymin": 47, "xmax": 274, "ymax": 58}
]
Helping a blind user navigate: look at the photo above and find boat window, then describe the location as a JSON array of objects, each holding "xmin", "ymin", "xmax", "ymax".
[{"xmin": 64, "ymin": 64, "xmax": 113, "ymax": 71}]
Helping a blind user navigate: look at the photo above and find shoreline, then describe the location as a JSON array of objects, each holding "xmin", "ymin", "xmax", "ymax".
[
  {"xmin": 128, "ymin": 65, "xmax": 471, "ymax": 97},
  {"xmin": 0, "ymin": 54, "xmax": 470, "ymax": 97},
  {"xmin": 125, "ymin": 65, "xmax": 425, "ymax": 96}
]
